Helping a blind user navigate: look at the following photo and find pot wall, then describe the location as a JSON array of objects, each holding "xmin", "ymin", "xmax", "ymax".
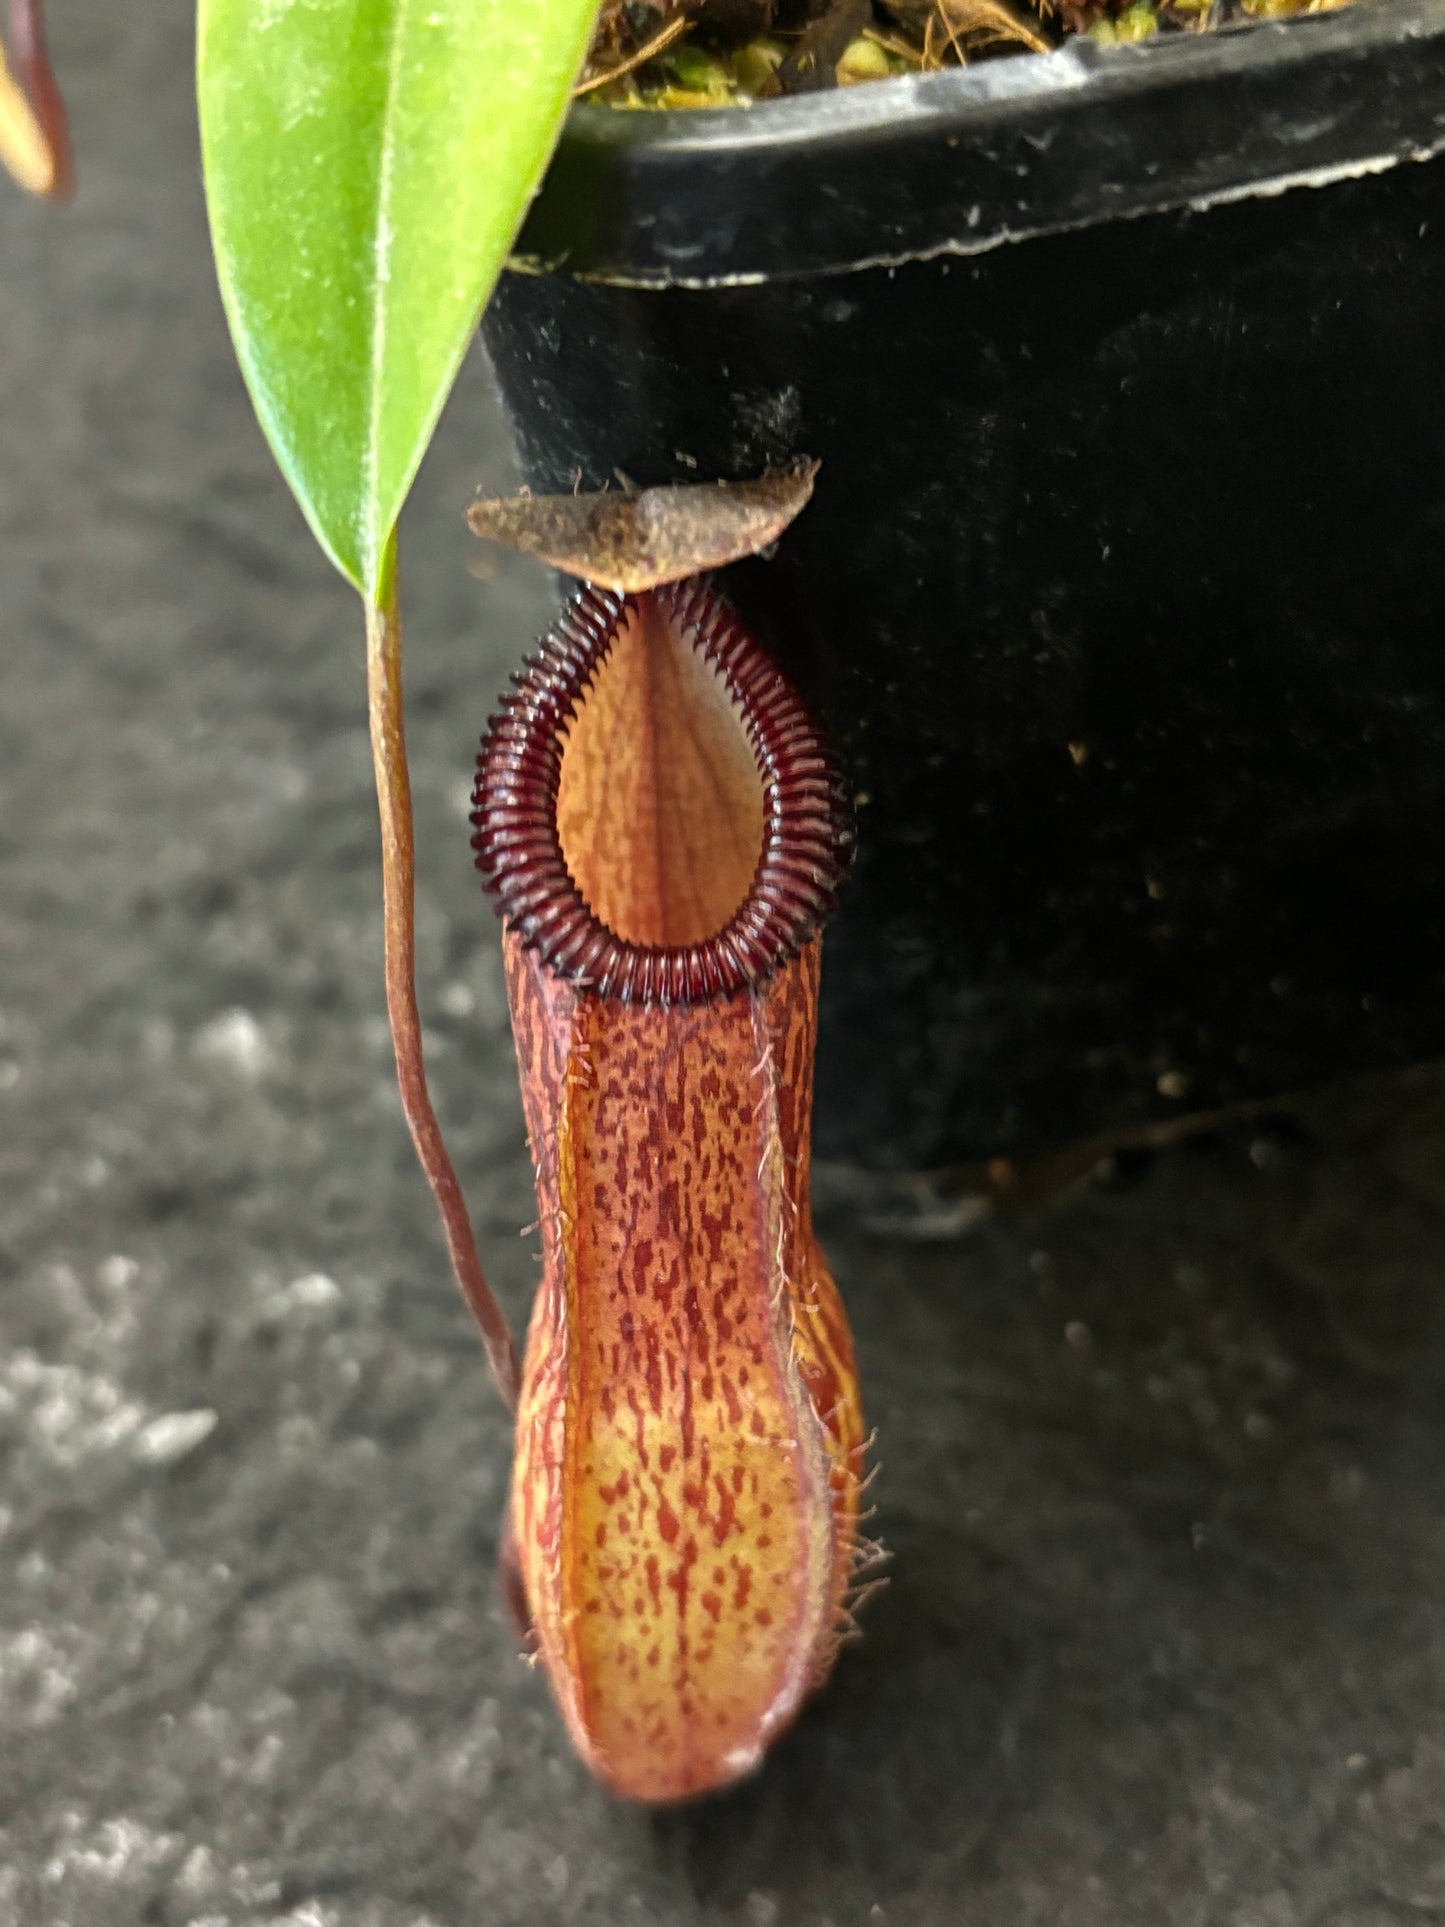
[{"xmin": 483, "ymin": 29, "xmax": 1445, "ymax": 1173}]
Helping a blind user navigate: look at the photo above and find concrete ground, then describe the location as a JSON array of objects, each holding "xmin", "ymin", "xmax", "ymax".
[{"xmin": 5, "ymin": 6, "xmax": 1445, "ymax": 1924}]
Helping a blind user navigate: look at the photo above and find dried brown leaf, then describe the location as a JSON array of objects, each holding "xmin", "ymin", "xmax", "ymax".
[
  {"xmin": 0, "ymin": 40, "xmax": 51, "ymax": 193},
  {"xmin": 772, "ymin": 0, "xmax": 870, "ymax": 91},
  {"xmin": 1, "ymin": 0, "xmax": 72, "ymax": 199}
]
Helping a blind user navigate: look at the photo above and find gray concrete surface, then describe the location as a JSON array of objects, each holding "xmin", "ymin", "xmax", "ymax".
[{"xmin": 6, "ymin": 6, "xmax": 1445, "ymax": 1924}]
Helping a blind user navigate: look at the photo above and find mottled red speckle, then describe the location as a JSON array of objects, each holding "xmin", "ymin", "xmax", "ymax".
[
  {"xmin": 502, "ymin": 922, "xmax": 864, "ymax": 1804},
  {"xmin": 710, "ymin": 1474, "xmax": 737, "ymax": 1547}
]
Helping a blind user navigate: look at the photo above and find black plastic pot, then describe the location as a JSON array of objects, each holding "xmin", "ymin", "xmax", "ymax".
[{"xmin": 483, "ymin": 0, "xmax": 1445, "ymax": 1173}]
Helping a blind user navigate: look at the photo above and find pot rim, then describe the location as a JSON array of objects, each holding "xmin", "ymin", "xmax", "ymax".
[{"xmin": 511, "ymin": 0, "xmax": 1445, "ymax": 286}]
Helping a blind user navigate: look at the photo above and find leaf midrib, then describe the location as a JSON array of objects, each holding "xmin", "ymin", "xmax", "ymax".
[{"xmin": 363, "ymin": 0, "xmax": 412, "ymax": 603}]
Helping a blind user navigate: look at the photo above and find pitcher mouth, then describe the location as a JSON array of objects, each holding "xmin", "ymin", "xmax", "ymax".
[{"xmin": 471, "ymin": 578, "xmax": 852, "ymax": 1005}]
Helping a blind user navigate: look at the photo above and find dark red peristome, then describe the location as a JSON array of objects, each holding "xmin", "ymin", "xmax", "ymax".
[{"xmin": 470, "ymin": 577, "xmax": 852, "ymax": 1004}]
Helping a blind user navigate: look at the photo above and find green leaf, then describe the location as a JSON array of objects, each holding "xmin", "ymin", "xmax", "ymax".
[{"xmin": 198, "ymin": 0, "xmax": 599, "ymax": 601}]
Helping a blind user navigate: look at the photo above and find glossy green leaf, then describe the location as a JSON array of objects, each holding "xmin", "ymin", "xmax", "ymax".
[{"xmin": 198, "ymin": 0, "xmax": 599, "ymax": 601}]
